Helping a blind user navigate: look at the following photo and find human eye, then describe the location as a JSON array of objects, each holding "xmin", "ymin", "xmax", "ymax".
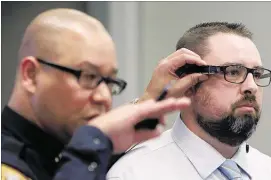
[
  {"xmin": 84, "ymin": 73, "xmax": 97, "ymax": 80},
  {"xmin": 80, "ymin": 72, "xmax": 100, "ymax": 83},
  {"xmin": 225, "ymin": 66, "xmax": 242, "ymax": 77},
  {"xmin": 254, "ymin": 68, "xmax": 266, "ymax": 79}
]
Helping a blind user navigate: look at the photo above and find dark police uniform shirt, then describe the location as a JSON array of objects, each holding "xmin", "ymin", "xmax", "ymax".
[{"xmin": 1, "ymin": 106, "xmax": 113, "ymax": 180}]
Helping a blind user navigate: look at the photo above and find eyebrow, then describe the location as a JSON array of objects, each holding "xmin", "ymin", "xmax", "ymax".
[
  {"xmin": 220, "ymin": 62, "xmax": 264, "ymax": 69},
  {"xmin": 79, "ymin": 61, "xmax": 118, "ymax": 76},
  {"xmin": 253, "ymin": 65, "xmax": 265, "ymax": 69}
]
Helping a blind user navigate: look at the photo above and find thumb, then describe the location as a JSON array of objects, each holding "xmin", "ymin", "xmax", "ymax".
[{"xmin": 134, "ymin": 124, "xmax": 164, "ymax": 143}]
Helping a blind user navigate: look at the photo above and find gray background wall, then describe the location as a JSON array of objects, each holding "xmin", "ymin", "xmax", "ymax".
[{"xmin": 2, "ymin": 1, "xmax": 270, "ymax": 156}]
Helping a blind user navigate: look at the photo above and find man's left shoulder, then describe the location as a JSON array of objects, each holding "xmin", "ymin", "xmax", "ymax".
[{"xmin": 248, "ymin": 146, "xmax": 271, "ymax": 164}]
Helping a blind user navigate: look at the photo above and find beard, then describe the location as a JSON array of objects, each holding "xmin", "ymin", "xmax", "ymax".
[{"xmin": 195, "ymin": 94, "xmax": 261, "ymax": 146}]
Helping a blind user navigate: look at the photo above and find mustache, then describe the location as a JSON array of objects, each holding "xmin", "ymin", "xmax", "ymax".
[{"xmin": 232, "ymin": 94, "xmax": 260, "ymax": 112}]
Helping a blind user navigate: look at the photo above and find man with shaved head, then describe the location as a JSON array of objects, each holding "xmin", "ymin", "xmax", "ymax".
[
  {"xmin": 14, "ymin": 8, "xmax": 119, "ymax": 143},
  {"xmin": 1, "ymin": 8, "xmax": 207, "ymax": 180}
]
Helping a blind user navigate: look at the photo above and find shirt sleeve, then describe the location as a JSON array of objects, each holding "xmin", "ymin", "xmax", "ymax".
[{"xmin": 53, "ymin": 125, "xmax": 113, "ymax": 180}]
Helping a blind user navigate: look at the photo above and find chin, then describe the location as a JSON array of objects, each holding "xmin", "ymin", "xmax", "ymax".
[{"xmin": 196, "ymin": 111, "xmax": 259, "ymax": 147}]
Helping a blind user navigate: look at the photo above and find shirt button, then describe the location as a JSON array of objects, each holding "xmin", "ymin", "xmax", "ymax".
[
  {"xmin": 88, "ymin": 162, "xmax": 98, "ymax": 171},
  {"xmin": 58, "ymin": 153, "xmax": 62, "ymax": 159},
  {"xmin": 54, "ymin": 157, "xmax": 60, "ymax": 163},
  {"xmin": 93, "ymin": 138, "xmax": 100, "ymax": 145}
]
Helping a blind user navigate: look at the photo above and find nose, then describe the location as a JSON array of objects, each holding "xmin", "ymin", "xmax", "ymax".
[
  {"xmin": 89, "ymin": 82, "xmax": 112, "ymax": 112},
  {"xmin": 240, "ymin": 73, "xmax": 258, "ymax": 95}
]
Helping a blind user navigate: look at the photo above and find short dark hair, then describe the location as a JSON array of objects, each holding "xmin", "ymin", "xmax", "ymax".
[{"xmin": 176, "ymin": 22, "xmax": 253, "ymax": 58}]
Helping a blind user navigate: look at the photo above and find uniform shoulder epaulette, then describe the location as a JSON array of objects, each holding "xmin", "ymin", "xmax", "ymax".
[{"xmin": 1, "ymin": 164, "xmax": 32, "ymax": 180}]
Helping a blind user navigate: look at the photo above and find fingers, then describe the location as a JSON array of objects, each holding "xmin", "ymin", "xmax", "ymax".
[
  {"xmin": 159, "ymin": 116, "xmax": 166, "ymax": 126},
  {"xmin": 134, "ymin": 125, "xmax": 163, "ymax": 142},
  {"xmin": 159, "ymin": 48, "xmax": 207, "ymax": 79},
  {"xmin": 168, "ymin": 53, "xmax": 207, "ymax": 74},
  {"xmin": 166, "ymin": 48, "xmax": 205, "ymax": 63},
  {"xmin": 134, "ymin": 97, "xmax": 191, "ymax": 123},
  {"xmin": 166, "ymin": 48, "xmax": 200, "ymax": 59},
  {"xmin": 141, "ymin": 48, "xmax": 208, "ymax": 103},
  {"xmin": 152, "ymin": 98, "xmax": 191, "ymax": 117},
  {"xmin": 169, "ymin": 73, "xmax": 208, "ymax": 97}
]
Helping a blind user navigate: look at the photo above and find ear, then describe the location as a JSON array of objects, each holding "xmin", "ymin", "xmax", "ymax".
[{"xmin": 20, "ymin": 56, "xmax": 40, "ymax": 94}]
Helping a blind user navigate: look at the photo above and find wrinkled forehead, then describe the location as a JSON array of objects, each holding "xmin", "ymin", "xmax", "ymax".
[{"xmin": 203, "ymin": 33, "xmax": 262, "ymax": 68}]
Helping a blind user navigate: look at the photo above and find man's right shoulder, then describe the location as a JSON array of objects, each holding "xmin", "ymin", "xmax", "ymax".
[
  {"xmin": 1, "ymin": 134, "xmax": 36, "ymax": 180},
  {"xmin": 107, "ymin": 130, "xmax": 174, "ymax": 180}
]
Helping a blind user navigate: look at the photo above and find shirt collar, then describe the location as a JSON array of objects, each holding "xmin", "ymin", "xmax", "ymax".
[
  {"xmin": 171, "ymin": 115, "xmax": 251, "ymax": 179},
  {"xmin": 232, "ymin": 143, "xmax": 252, "ymax": 179}
]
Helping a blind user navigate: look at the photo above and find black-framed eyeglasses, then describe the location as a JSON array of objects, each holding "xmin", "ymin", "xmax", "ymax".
[
  {"xmin": 197, "ymin": 64, "xmax": 271, "ymax": 87},
  {"xmin": 36, "ymin": 58, "xmax": 127, "ymax": 95}
]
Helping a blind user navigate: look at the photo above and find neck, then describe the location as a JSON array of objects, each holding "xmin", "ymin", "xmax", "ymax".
[
  {"xmin": 8, "ymin": 88, "xmax": 43, "ymax": 129},
  {"xmin": 8, "ymin": 85, "xmax": 68, "ymax": 145},
  {"xmin": 182, "ymin": 112, "xmax": 239, "ymax": 159}
]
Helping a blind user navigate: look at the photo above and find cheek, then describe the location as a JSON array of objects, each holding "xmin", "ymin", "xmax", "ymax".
[
  {"xmin": 36, "ymin": 78, "xmax": 90, "ymax": 120},
  {"xmin": 258, "ymin": 88, "xmax": 263, "ymax": 103},
  {"xmin": 193, "ymin": 85, "xmax": 237, "ymax": 119},
  {"xmin": 255, "ymin": 89, "xmax": 263, "ymax": 112},
  {"xmin": 52, "ymin": 83, "xmax": 90, "ymax": 115}
]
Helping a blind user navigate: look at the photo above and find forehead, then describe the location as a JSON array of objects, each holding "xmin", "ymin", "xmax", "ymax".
[
  {"xmin": 203, "ymin": 33, "xmax": 262, "ymax": 68},
  {"xmin": 58, "ymin": 28, "xmax": 118, "ymax": 75}
]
